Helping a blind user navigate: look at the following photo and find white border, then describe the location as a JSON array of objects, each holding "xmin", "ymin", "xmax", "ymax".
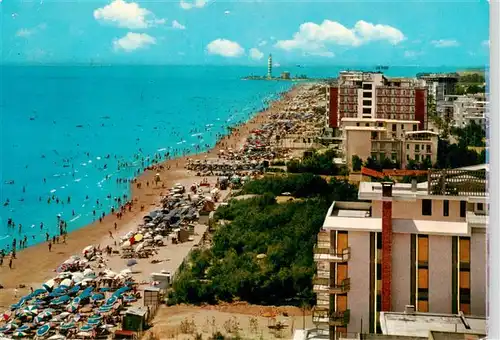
[{"xmin": 488, "ymin": 1, "xmax": 499, "ymax": 338}]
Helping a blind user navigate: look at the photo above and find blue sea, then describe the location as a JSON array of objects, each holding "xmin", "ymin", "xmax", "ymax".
[{"xmin": 0, "ymin": 64, "xmax": 471, "ymax": 250}]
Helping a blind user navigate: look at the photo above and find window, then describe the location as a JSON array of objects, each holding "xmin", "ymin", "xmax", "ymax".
[
  {"xmin": 413, "ymin": 124, "xmax": 417, "ymax": 131},
  {"xmin": 443, "ymin": 200, "xmax": 449, "ymax": 217},
  {"xmin": 363, "ymin": 108, "xmax": 371, "ymax": 114},
  {"xmin": 392, "ymin": 124, "xmax": 396, "ymax": 132},
  {"xmin": 407, "ymin": 154, "xmax": 410, "ymax": 160},
  {"xmin": 365, "ymin": 123, "xmax": 370, "ymax": 127},
  {"xmin": 356, "ymin": 122, "xmax": 360, "ymax": 126},
  {"xmin": 477, "ymin": 203, "xmax": 484, "ymax": 211},
  {"xmin": 363, "ymin": 83, "xmax": 372, "ymax": 90},
  {"xmin": 391, "ymin": 153, "xmax": 397, "ymax": 161},
  {"xmin": 363, "ymin": 100, "xmax": 372, "ymax": 106},
  {"xmin": 415, "ymin": 145, "xmax": 420, "ymax": 152},
  {"xmin": 371, "ymin": 132, "xmax": 378, "ymax": 139},
  {"xmin": 376, "ymin": 263, "xmax": 382, "ymax": 280},
  {"xmin": 422, "ymin": 199, "xmax": 432, "ymax": 216},
  {"xmin": 460, "ymin": 201, "xmax": 467, "ymax": 218},
  {"xmin": 406, "ymin": 144, "xmax": 409, "ymax": 149},
  {"xmin": 363, "ymin": 91, "xmax": 371, "ymax": 98},
  {"xmin": 401, "ymin": 124, "xmax": 405, "ymax": 129},
  {"xmin": 426, "ymin": 145, "xmax": 431, "ymax": 153},
  {"xmin": 415, "ymin": 154, "xmax": 420, "ymax": 161},
  {"xmin": 378, "ymin": 122, "xmax": 383, "ymax": 127}
]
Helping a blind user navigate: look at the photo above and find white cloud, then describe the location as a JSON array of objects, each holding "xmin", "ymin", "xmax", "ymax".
[
  {"xmin": 94, "ymin": 0, "xmax": 164, "ymax": 29},
  {"xmin": 113, "ymin": 32, "xmax": 156, "ymax": 52},
  {"xmin": 224, "ymin": 10, "xmax": 230, "ymax": 15},
  {"xmin": 207, "ymin": 39, "xmax": 244, "ymax": 57},
  {"xmin": 172, "ymin": 20, "xmax": 186, "ymax": 30},
  {"xmin": 431, "ymin": 39, "xmax": 459, "ymax": 48},
  {"xmin": 275, "ymin": 20, "xmax": 405, "ymax": 55},
  {"xmin": 16, "ymin": 23, "xmax": 46, "ymax": 38},
  {"xmin": 249, "ymin": 48, "xmax": 264, "ymax": 60},
  {"xmin": 258, "ymin": 40, "xmax": 267, "ymax": 47},
  {"xmin": 306, "ymin": 51, "xmax": 335, "ymax": 57},
  {"xmin": 180, "ymin": 0, "xmax": 207, "ymax": 10}
]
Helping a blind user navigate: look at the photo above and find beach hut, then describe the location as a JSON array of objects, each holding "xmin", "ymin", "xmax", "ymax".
[{"xmin": 122, "ymin": 307, "xmax": 147, "ymax": 332}]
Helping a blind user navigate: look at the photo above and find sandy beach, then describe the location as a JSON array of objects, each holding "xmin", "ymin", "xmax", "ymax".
[{"xmin": 0, "ymin": 85, "xmax": 305, "ymax": 310}]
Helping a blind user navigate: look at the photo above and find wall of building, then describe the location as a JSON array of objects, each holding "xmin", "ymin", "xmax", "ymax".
[
  {"xmin": 429, "ymin": 235, "xmax": 452, "ymax": 314},
  {"xmin": 345, "ymin": 130, "xmax": 372, "ymax": 167},
  {"xmin": 392, "ymin": 233, "xmax": 411, "ymax": 312},
  {"xmin": 470, "ymin": 228, "xmax": 486, "ymax": 316},
  {"xmin": 329, "ymin": 87, "xmax": 339, "ymax": 128},
  {"xmin": 371, "ymin": 199, "xmax": 465, "ymax": 222},
  {"xmin": 347, "ymin": 231, "xmax": 371, "ymax": 334},
  {"xmin": 414, "ymin": 89, "xmax": 427, "ymax": 130}
]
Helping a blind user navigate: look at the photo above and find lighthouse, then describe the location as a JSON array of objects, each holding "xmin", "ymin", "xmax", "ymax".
[{"xmin": 267, "ymin": 54, "xmax": 272, "ymax": 79}]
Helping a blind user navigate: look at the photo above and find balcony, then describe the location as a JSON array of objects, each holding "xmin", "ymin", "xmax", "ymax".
[
  {"xmin": 312, "ymin": 307, "xmax": 351, "ymax": 326},
  {"xmin": 314, "ymin": 247, "xmax": 350, "ymax": 262},
  {"xmin": 313, "ymin": 277, "xmax": 351, "ymax": 294}
]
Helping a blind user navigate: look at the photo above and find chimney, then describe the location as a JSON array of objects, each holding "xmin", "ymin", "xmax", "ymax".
[
  {"xmin": 404, "ymin": 305, "xmax": 415, "ymax": 314},
  {"xmin": 381, "ymin": 182, "xmax": 393, "ymax": 312},
  {"xmin": 411, "ymin": 179, "xmax": 417, "ymax": 192}
]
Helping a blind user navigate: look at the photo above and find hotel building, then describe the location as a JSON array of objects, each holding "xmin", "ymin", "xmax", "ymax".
[
  {"xmin": 325, "ymin": 72, "xmax": 428, "ymax": 134},
  {"xmin": 440, "ymin": 95, "xmax": 488, "ymax": 129},
  {"xmin": 340, "ymin": 118, "xmax": 438, "ymax": 169},
  {"xmin": 312, "ymin": 167, "xmax": 487, "ymax": 339}
]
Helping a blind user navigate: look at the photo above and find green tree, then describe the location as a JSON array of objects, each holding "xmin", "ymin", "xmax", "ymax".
[{"xmin": 351, "ymin": 155, "xmax": 363, "ymax": 171}]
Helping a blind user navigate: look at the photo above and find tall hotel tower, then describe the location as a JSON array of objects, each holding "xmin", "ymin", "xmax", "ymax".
[{"xmin": 267, "ymin": 54, "xmax": 273, "ymax": 79}]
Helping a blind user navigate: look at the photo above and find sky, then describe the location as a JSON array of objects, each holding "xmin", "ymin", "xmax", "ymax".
[{"xmin": 0, "ymin": 0, "xmax": 490, "ymax": 67}]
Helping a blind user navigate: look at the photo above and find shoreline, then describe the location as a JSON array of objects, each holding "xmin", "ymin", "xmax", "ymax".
[{"xmin": 0, "ymin": 84, "xmax": 302, "ymax": 309}]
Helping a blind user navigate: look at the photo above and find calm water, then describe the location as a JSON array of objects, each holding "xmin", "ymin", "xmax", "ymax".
[{"xmin": 0, "ymin": 64, "xmax": 473, "ymax": 250}]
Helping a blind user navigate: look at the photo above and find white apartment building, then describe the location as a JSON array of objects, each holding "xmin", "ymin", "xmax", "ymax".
[
  {"xmin": 440, "ymin": 95, "xmax": 488, "ymax": 129},
  {"xmin": 340, "ymin": 118, "xmax": 438, "ymax": 169},
  {"xmin": 312, "ymin": 167, "xmax": 487, "ymax": 340}
]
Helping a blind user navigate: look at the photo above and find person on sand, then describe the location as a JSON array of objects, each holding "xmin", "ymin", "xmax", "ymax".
[
  {"xmin": 48, "ymin": 242, "xmax": 52, "ymax": 252},
  {"xmin": 9, "ymin": 258, "xmax": 13, "ymax": 269},
  {"xmin": 108, "ymin": 231, "xmax": 113, "ymax": 239}
]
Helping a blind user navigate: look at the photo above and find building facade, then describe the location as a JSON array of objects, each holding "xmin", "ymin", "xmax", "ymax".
[
  {"xmin": 417, "ymin": 73, "xmax": 459, "ymax": 103},
  {"xmin": 340, "ymin": 118, "xmax": 438, "ymax": 169},
  {"xmin": 312, "ymin": 168, "xmax": 487, "ymax": 339},
  {"xmin": 326, "ymin": 72, "xmax": 428, "ymax": 133},
  {"xmin": 440, "ymin": 95, "xmax": 488, "ymax": 129}
]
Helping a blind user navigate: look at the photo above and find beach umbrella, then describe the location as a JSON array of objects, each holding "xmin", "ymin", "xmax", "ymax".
[
  {"xmin": 91, "ymin": 293, "xmax": 104, "ymax": 302},
  {"xmin": 36, "ymin": 324, "xmax": 51, "ymax": 337},
  {"xmin": 99, "ymin": 287, "xmax": 111, "ymax": 292},
  {"xmin": 97, "ymin": 306, "xmax": 113, "ymax": 314},
  {"xmin": 72, "ymin": 273, "xmax": 84, "ymax": 284},
  {"xmin": 70, "ymin": 297, "xmax": 81, "ymax": 306},
  {"xmin": 0, "ymin": 323, "xmax": 17, "ymax": 333},
  {"xmin": 23, "ymin": 305, "xmax": 39, "ymax": 314},
  {"xmin": 79, "ymin": 324, "xmax": 94, "ymax": 332},
  {"xmin": 11, "ymin": 331, "xmax": 27, "ymax": 338},
  {"xmin": 104, "ymin": 296, "xmax": 118, "ymax": 306},
  {"xmin": 59, "ymin": 322, "xmax": 75, "ymax": 330},
  {"xmin": 126, "ymin": 259, "xmax": 137, "ymax": 267},
  {"xmin": 47, "ymin": 335, "xmax": 66, "ymax": 340},
  {"xmin": 43, "ymin": 279, "xmax": 56, "ymax": 292},
  {"xmin": 121, "ymin": 241, "xmax": 131, "ymax": 248},
  {"xmin": 87, "ymin": 318, "xmax": 101, "ymax": 326},
  {"xmin": 134, "ymin": 234, "xmax": 144, "ymax": 242},
  {"xmin": 32, "ymin": 289, "xmax": 47, "ymax": 297},
  {"xmin": 58, "ymin": 312, "xmax": 70, "ymax": 319},
  {"xmin": 59, "ymin": 279, "xmax": 72, "ymax": 288},
  {"xmin": 67, "ymin": 286, "xmax": 80, "ymax": 295},
  {"xmin": 16, "ymin": 324, "xmax": 31, "ymax": 332},
  {"xmin": 65, "ymin": 305, "xmax": 78, "ymax": 313},
  {"xmin": 123, "ymin": 295, "xmax": 136, "ymax": 303},
  {"xmin": 37, "ymin": 309, "xmax": 54, "ymax": 320}
]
